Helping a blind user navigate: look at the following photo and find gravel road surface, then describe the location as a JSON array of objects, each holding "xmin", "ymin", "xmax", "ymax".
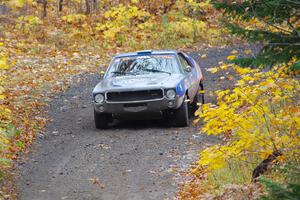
[{"xmin": 17, "ymin": 45, "xmax": 259, "ymax": 200}]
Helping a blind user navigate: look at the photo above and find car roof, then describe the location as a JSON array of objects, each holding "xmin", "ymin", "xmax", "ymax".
[{"xmin": 114, "ymin": 50, "xmax": 178, "ymax": 58}]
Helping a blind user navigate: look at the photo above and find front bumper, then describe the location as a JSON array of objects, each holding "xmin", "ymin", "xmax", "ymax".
[{"xmin": 94, "ymin": 96, "xmax": 184, "ymax": 115}]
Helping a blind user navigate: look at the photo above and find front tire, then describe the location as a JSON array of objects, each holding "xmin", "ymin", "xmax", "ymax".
[
  {"xmin": 94, "ymin": 110, "xmax": 109, "ymax": 129},
  {"xmin": 175, "ymin": 97, "xmax": 189, "ymax": 127}
]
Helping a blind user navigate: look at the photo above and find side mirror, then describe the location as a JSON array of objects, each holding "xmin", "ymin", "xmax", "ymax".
[{"xmin": 184, "ymin": 65, "xmax": 192, "ymax": 73}]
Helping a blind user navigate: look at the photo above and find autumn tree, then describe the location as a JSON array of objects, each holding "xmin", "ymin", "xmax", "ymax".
[{"xmin": 213, "ymin": 0, "xmax": 300, "ymax": 69}]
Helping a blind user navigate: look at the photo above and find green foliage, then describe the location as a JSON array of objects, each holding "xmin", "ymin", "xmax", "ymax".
[
  {"xmin": 5, "ymin": 123, "xmax": 20, "ymax": 138},
  {"xmin": 260, "ymin": 164, "xmax": 300, "ymax": 200},
  {"xmin": 261, "ymin": 179, "xmax": 300, "ymax": 200},
  {"xmin": 289, "ymin": 61, "xmax": 300, "ymax": 71},
  {"xmin": 213, "ymin": 0, "xmax": 300, "ymax": 68}
]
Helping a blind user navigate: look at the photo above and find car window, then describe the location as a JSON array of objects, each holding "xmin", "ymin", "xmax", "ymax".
[
  {"xmin": 106, "ymin": 54, "xmax": 181, "ymax": 77},
  {"xmin": 178, "ymin": 53, "xmax": 191, "ymax": 71}
]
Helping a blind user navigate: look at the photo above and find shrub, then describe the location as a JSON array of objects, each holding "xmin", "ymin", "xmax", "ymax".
[
  {"xmin": 194, "ymin": 59, "xmax": 300, "ymax": 185},
  {"xmin": 15, "ymin": 15, "xmax": 43, "ymax": 35},
  {"xmin": 261, "ymin": 179, "xmax": 300, "ymax": 200}
]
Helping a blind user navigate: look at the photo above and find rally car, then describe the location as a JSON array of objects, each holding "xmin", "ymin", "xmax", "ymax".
[{"xmin": 92, "ymin": 50, "xmax": 204, "ymax": 129}]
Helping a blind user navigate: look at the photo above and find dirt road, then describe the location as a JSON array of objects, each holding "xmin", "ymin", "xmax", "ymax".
[{"xmin": 17, "ymin": 45, "xmax": 259, "ymax": 200}]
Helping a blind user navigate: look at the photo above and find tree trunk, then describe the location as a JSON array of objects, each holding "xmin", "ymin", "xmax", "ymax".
[
  {"xmin": 93, "ymin": 0, "xmax": 99, "ymax": 14},
  {"xmin": 42, "ymin": 0, "xmax": 47, "ymax": 18},
  {"xmin": 58, "ymin": 0, "xmax": 63, "ymax": 12},
  {"xmin": 252, "ymin": 150, "xmax": 281, "ymax": 182},
  {"xmin": 85, "ymin": 0, "xmax": 91, "ymax": 14}
]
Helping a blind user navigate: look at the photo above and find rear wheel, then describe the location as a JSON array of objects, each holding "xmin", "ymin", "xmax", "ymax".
[
  {"xmin": 175, "ymin": 97, "xmax": 189, "ymax": 127},
  {"xmin": 94, "ymin": 110, "xmax": 110, "ymax": 129}
]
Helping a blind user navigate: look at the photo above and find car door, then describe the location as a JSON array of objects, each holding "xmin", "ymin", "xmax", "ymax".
[{"xmin": 177, "ymin": 52, "xmax": 199, "ymax": 101}]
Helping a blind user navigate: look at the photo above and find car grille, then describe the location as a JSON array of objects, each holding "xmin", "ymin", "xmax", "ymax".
[{"xmin": 106, "ymin": 89, "xmax": 164, "ymax": 102}]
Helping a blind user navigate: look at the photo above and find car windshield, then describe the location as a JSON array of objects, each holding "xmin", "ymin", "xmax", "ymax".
[{"xmin": 106, "ymin": 54, "xmax": 180, "ymax": 77}]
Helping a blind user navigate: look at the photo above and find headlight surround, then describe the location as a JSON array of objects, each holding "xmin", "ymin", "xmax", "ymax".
[
  {"xmin": 95, "ymin": 93, "xmax": 105, "ymax": 103},
  {"xmin": 166, "ymin": 89, "xmax": 176, "ymax": 99}
]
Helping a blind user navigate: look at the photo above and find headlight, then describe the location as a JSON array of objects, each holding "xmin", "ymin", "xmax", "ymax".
[
  {"xmin": 95, "ymin": 94, "xmax": 105, "ymax": 103},
  {"xmin": 166, "ymin": 89, "xmax": 176, "ymax": 99}
]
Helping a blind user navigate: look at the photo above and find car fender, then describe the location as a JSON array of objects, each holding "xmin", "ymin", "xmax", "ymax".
[{"xmin": 175, "ymin": 77, "xmax": 190, "ymax": 108}]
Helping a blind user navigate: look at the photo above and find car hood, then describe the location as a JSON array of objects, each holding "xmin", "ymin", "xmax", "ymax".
[{"xmin": 93, "ymin": 74, "xmax": 185, "ymax": 93}]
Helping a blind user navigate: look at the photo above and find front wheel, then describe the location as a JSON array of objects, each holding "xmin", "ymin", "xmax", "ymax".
[
  {"xmin": 175, "ymin": 97, "xmax": 189, "ymax": 127},
  {"xmin": 94, "ymin": 110, "xmax": 110, "ymax": 129}
]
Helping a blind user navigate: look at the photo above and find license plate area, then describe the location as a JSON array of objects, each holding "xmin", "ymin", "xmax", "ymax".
[{"xmin": 123, "ymin": 103, "xmax": 147, "ymax": 112}]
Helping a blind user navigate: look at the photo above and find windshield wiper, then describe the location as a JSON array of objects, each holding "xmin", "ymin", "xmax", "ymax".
[
  {"xmin": 141, "ymin": 68, "xmax": 171, "ymax": 75},
  {"xmin": 111, "ymin": 71, "xmax": 136, "ymax": 76}
]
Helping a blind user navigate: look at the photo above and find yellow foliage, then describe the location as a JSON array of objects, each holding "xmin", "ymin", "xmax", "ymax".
[
  {"xmin": 244, "ymin": 49, "xmax": 253, "ymax": 55},
  {"xmin": 0, "ymin": 45, "xmax": 12, "ymax": 168},
  {"xmin": 227, "ymin": 55, "xmax": 236, "ymax": 60},
  {"xmin": 196, "ymin": 62, "xmax": 300, "ymax": 172},
  {"xmin": 7, "ymin": 0, "xmax": 33, "ymax": 8},
  {"xmin": 231, "ymin": 50, "xmax": 238, "ymax": 54},
  {"xmin": 168, "ymin": 17, "xmax": 207, "ymax": 38},
  {"xmin": 96, "ymin": 4, "xmax": 151, "ymax": 40},
  {"xmin": 16, "ymin": 15, "xmax": 43, "ymax": 34},
  {"xmin": 131, "ymin": 0, "xmax": 139, "ymax": 4},
  {"xmin": 182, "ymin": 0, "xmax": 213, "ymax": 12},
  {"xmin": 62, "ymin": 14, "xmax": 87, "ymax": 24},
  {"xmin": 0, "ymin": 57, "xmax": 9, "ymax": 70},
  {"xmin": 206, "ymin": 67, "xmax": 218, "ymax": 73}
]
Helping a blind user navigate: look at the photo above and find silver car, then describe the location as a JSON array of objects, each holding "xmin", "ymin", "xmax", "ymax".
[{"xmin": 93, "ymin": 50, "xmax": 204, "ymax": 128}]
